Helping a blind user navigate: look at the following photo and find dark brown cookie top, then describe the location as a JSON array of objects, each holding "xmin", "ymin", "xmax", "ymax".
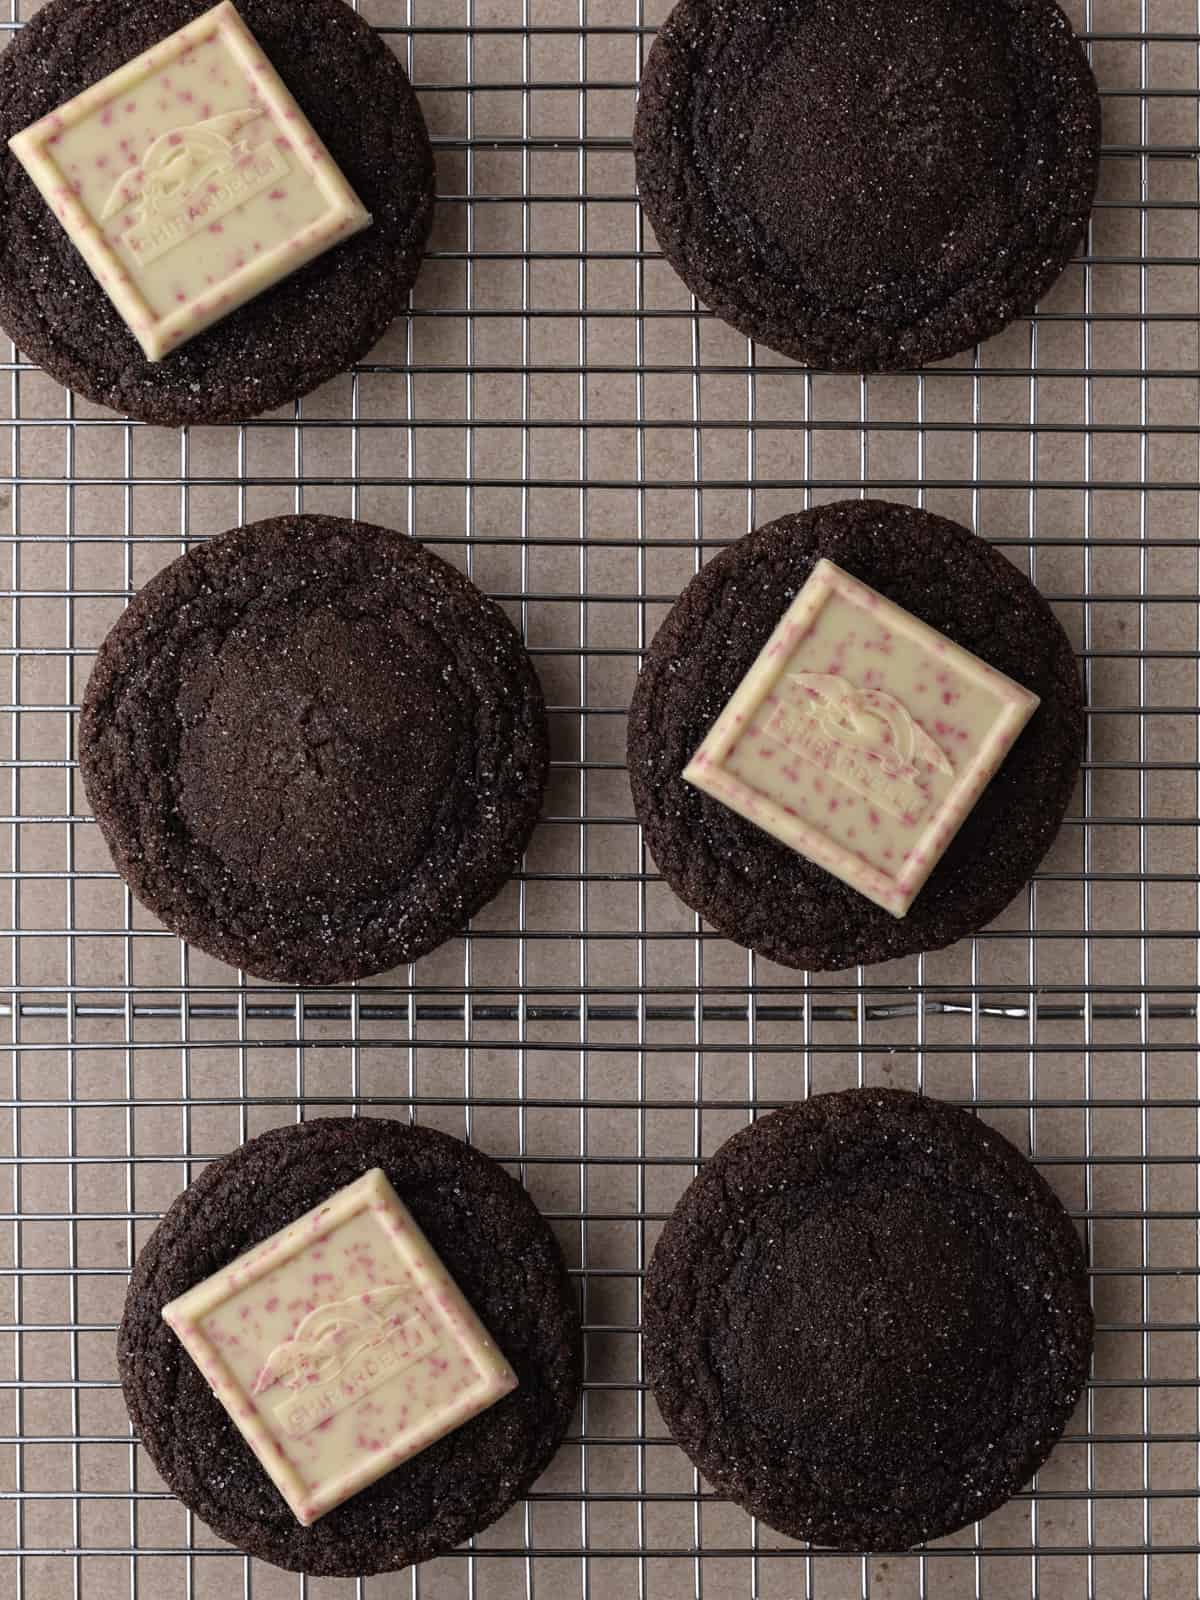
[
  {"xmin": 80, "ymin": 515, "xmax": 548, "ymax": 986},
  {"xmin": 119, "ymin": 1117, "xmax": 582, "ymax": 1576},
  {"xmin": 634, "ymin": 0, "xmax": 1100, "ymax": 370},
  {"xmin": 645, "ymin": 1088, "xmax": 1093, "ymax": 1550},
  {"xmin": 627, "ymin": 500, "xmax": 1084, "ymax": 970},
  {"xmin": 0, "ymin": 0, "xmax": 434, "ymax": 424}
]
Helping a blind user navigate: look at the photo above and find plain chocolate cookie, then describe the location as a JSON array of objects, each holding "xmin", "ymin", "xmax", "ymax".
[
  {"xmin": 645, "ymin": 1088, "xmax": 1093, "ymax": 1549},
  {"xmin": 119, "ymin": 1117, "xmax": 582, "ymax": 1575},
  {"xmin": 0, "ymin": 0, "xmax": 434, "ymax": 424},
  {"xmin": 80, "ymin": 515, "xmax": 548, "ymax": 985},
  {"xmin": 634, "ymin": 0, "xmax": 1100, "ymax": 370},
  {"xmin": 627, "ymin": 500, "xmax": 1083, "ymax": 970}
]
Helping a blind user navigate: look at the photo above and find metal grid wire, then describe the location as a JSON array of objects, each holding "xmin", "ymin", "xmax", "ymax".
[{"xmin": 1, "ymin": 0, "xmax": 1199, "ymax": 1594}]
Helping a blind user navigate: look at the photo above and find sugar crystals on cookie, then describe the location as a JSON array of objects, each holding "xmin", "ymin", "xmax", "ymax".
[{"xmin": 8, "ymin": 1, "xmax": 371, "ymax": 361}]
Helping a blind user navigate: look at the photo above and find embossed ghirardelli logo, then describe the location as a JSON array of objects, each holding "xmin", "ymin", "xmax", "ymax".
[
  {"xmin": 764, "ymin": 671, "xmax": 954, "ymax": 819},
  {"xmin": 100, "ymin": 109, "xmax": 289, "ymax": 267},
  {"xmin": 253, "ymin": 1285, "xmax": 439, "ymax": 1439}
]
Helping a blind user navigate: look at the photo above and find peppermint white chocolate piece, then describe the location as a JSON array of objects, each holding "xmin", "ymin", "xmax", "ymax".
[
  {"xmin": 683, "ymin": 558, "xmax": 1040, "ymax": 918},
  {"xmin": 162, "ymin": 1168, "xmax": 517, "ymax": 1527},
  {"xmin": 7, "ymin": 1, "xmax": 371, "ymax": 363}
]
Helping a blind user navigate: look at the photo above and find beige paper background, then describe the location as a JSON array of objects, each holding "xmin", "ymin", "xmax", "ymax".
[{"xmin": 1, "ymin": 0, "xmax": 1198, "ymax": 1594}]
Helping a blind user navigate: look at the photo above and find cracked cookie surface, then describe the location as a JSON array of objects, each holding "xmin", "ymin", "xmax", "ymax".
[
  {"xmin": 634, "ymin": 0, "xmax": 1100, "ymax": 370},
  {"xmin": 80, "ymin": 514, "xmax": 548, "ymax": 984},
  {"xmin": 644, "ymin": 1089, "xmax": 1093, "ymax": 1549}
]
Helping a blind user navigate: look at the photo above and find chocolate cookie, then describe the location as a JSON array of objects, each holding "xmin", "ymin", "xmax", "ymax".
[
  {"xmin": 80, "ymin": 515, "xmax": 548, "ymax": 985},
  {"xmin": 645, "ymin": 1088, "xmax": 1093, "ymax": 1549},
  {"xmin": 634, "ymin": 0, "xmax": 1100, "ymax": 370},
  {"xmin": 627, "ymin": 500, "xmax": 1083, "ymax": 970},
  {"xmin": 0, "ymin": 0, "xmax": 434, "ymax": 424},
  {"xmin": 119, "ymin": 1117, "xmax": 582, "ymax": 1575}
]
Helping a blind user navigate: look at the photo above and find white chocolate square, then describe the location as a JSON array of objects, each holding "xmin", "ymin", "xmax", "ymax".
[
  {"xmin": 162, "ymin": 1169, "xmax": 517, "ymax": 1526},
  {"xmin": 684, "ymin": 558, "xmax": 1040, "ymax": 918},
  {"xmin": 8, "ymin": 2, "xmax": 371, "ymax": 362}
]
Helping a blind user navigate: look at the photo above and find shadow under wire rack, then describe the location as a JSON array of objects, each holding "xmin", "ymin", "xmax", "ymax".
[{"xmin": 3, "ymin": 0, "xmax": 1200, "ymax": 1597}]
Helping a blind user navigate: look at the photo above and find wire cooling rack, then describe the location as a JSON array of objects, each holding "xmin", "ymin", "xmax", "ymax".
[{"xmin": 2, "ymin": 0, "xmax": 1199, "ymax": 1596}]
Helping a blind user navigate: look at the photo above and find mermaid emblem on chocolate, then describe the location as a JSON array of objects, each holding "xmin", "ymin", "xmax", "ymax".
[
  {"xmin": 765, "ymin": 671, "xmax": 952, "ymax": 819},
  {"xmin": 253, "ymin": 1284, "xmax": 416, "ymax": 1395}
]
